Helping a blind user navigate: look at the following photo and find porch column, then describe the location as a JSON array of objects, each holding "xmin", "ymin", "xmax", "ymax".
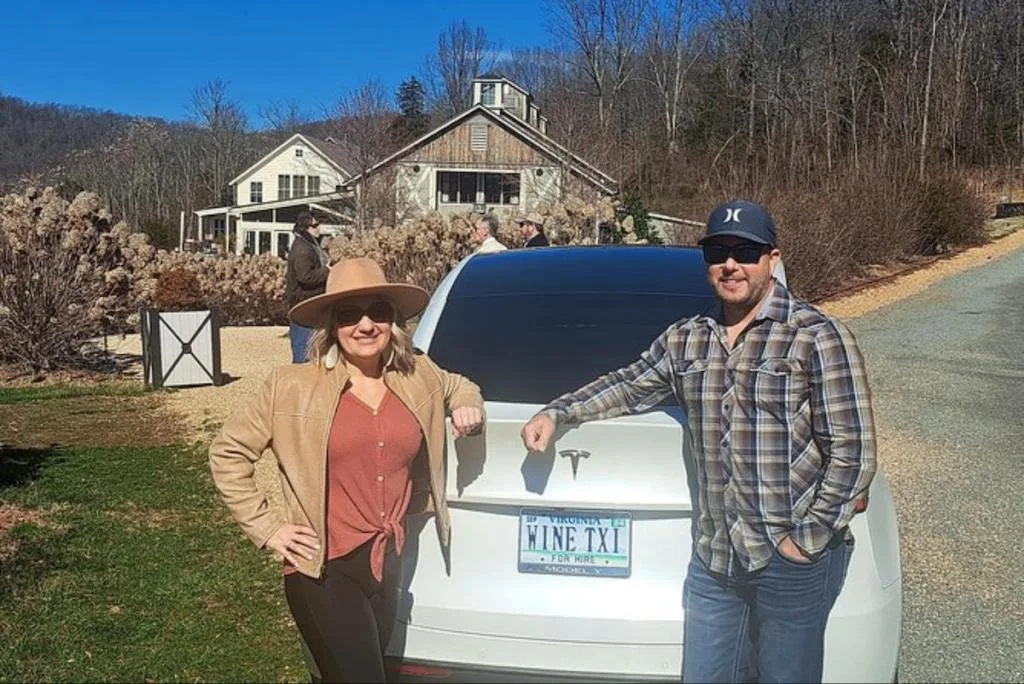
[
  {"xmin": 179, "ymin": 211, "xmax": 185, "ymax": 251},
  {"xmin": 224, "ymin": 209, "xmax": 230, "ymax": 253}
]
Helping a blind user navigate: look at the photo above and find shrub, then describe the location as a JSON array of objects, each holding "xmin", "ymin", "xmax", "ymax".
[
  {"xmin": 755, "ymin": 161, "xmax": 988, "ymax": 300},
  {"xmin": 914, "ymin": 173, "xmax": 988, "ymax": 254},
  {"xmin": 0, "ymin": 188, "xmax": 141, "ymax": 371},
  {"xmin": 151, "ymin": 267, "xmax": 205, "ymax": 311},
  {"xmin": 132, "ymin": 250, "xmax": 288, "ymax": 326},
  {"xmin": 327, "ymin": 212, "xmax": 477, "ymax": 294},
  {"xmin": 324, "ymin": 199, "xmax": 653, "ymax": 294}
]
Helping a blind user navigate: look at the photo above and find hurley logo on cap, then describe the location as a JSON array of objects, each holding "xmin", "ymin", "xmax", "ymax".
[
  {"xmin": 699, "ymin": 199, "xmax": 777, "ymax": 247},
  {"xmin": 724, "ymin": 207, "xmax": 743, "ymax": 223}
]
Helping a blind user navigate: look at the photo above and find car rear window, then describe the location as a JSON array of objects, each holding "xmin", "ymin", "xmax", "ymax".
[{"xmin": 427, "ymin": 292, "xmax": 718, "ymax": 405}]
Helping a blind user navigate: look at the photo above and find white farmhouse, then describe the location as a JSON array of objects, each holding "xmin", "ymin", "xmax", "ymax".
[{"xmin": 185, "ymin": 133, "xmax": 357, "ymax": 256}]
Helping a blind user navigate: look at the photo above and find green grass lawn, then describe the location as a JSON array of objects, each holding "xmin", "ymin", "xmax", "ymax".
[
  {"xmin": 0, "ymin": 385, "xmax": 306, "ymax": 682},
  {"xmin": 0, "ymin": 382, "xmax": 148, "ymax": 405}
]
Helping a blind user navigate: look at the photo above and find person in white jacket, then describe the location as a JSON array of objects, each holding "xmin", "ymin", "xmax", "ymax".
[{"xmin": 471, "ymin": 214, "xmax": 508, "ymax": 254}]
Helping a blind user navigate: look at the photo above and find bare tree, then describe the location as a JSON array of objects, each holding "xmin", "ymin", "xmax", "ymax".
[
  {"xmin": 189, "ymin": 79, "xmax": 249, "ymax": 205},
  {"xmin": 424, "ymin": 21, "xmax": 494, "ymax": 118},
  {"xmin": 259, "ymin": 99, "xmax": 311, "ymax": 134},
  {"xmin": 327, "ymin": 80, "xmax": 397, "ymax": 228},
  {"xmin": 644, "ymin": 0, "xmax": 705, "ymax": 154},
  {"xmin": 920, "ymin": 0, "xmax": 951, "ymax": 180},
  {"xmin": 496, "ymin": 47, "xmax": 564, "ymax": 94},
  {"xmin": 550, "ymin": 0, "xmax": 648, "ymax": 133}
]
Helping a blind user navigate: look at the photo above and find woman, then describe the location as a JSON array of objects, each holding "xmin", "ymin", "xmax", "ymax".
[
  {"xmin": 284, "ymin": 211, "xmax": 329, "ymax": 363},
  {"xmin": 209, "ymin": 257, "xmax": 485, "ymax": 683}
]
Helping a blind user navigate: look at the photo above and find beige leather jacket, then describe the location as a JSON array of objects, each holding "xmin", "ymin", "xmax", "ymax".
[{"xmin": 208, "ymin": 353, "xmax": 483, "ymax": 579}]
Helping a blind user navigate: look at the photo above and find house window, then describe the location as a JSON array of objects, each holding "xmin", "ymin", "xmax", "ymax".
[
  {"xmin": 484, "ymin": 173, "xmax": 520, "ymax": 205},
  {"xmin": 293, "ymin": 175, "xmax": 306, "ymax": 197},
  {"xmin": 259, "ymin": 231, "xmax": 272, "ymax": 254},
  {"xmin": 295, "ymin": 148, "xmax": 304, "ymax": 158},
  {"xmin": 481, "ymin": 83, "xmax": 496, "ymax": 106},
  {"xmin": 308, "ymin": 175, "xmax": 320, "ymax": 195},
  {"xmin": 250, "ymin": 181, "xmax": 263, "ymax": 203},
  {"xmin": 244, "ymin": 231, "xmax": 256, "ymax": 255},
  {"xmin": 505, "ymin": 90, "xmax": 522, "ymax": 117},
  {"xmin": 438, "ymin": 171, "xmax": 478, "ymax": 204},
  {"xmin": 437, "ymin": 171, "xmax": 520, "ymax": 205},
  {"xmin": 276, "ymin": 232, "xmax": 291, "ymax": 257},
  {"xmin": 471, "ymin": 124, "xmax": 488, "ymax": 151},
  {"xmin": 212, "ymin": 218, "xmax": 225, "ymax": 235},
  {"xmin": 278, "ymin": 174, "xmax": 291, "ymax": 200}
]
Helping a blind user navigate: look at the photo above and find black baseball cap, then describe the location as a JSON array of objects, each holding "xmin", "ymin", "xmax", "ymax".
[{"xmin": 699, "ymin": 199, "xmax": 777, "ymax": 247}]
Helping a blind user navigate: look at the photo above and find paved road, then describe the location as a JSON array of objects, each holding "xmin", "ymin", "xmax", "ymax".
[{"xmin": 847, "ymin": 247, "xmax": 1024, "ymax": 683}]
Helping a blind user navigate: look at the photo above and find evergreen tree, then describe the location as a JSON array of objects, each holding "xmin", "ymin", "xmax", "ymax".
[
  {"xmin": 393, "ymin": 77, "xmax": 429, "ymax": 144},
  {"xmin": 607, "ymin": 194, "xmax": 663, "ymax": 244}
]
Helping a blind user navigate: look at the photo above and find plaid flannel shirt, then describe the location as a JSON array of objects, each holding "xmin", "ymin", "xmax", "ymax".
[{"xmin": 542, "ymin": 281, "xmax": 877, "ymax": 576}]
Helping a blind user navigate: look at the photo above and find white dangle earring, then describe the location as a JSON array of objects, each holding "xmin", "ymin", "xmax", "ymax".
[{"xmin": 324, "ymin": 343, "xmax": 340, "ymax": 370}]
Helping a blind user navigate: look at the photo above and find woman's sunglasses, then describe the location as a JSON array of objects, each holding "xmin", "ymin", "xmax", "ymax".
[
  {"xmin": 702, "ymin": 241, "xmax": 770, "ymax": 265},
  {"xmin": 335, "ymin": 301, "xmax": 394, "ymax": 327}
]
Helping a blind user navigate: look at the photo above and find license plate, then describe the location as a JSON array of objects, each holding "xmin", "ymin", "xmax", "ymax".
[{"xmin": 518, "ymin": 508, "xmax": 632, "ymax": 578}]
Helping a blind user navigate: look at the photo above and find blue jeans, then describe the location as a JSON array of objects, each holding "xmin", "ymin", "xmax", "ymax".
[
  {"xmin": 682, "ymin": 539, "xmax": 853, "ymax": 683},
  {"xmin": 289, "ymin": 323, "xmax": 314, "ymax": 363}
]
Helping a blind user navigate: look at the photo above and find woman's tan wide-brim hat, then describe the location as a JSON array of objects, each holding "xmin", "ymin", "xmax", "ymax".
[{"xmin": 288, "ymin": 258, "xmax": 430, "ymax": 328}]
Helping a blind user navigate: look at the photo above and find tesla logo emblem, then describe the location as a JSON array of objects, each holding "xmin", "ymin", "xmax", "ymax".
[
  {"xmin": 724, "ymin": 208, "xmax": 742, "ymax": 223},
  {"xmin": 559, "ymin": 449, "xmax": 590, "ymax": 479}
]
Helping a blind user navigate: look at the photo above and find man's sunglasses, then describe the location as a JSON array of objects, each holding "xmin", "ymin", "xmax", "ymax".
[
  {"xmin": 334, "ymin": 301, "xmax": 394, "ymax": 326},
  {"xmin": 702, "ymin": 241, "xmax": 770, "ymax": 265}
]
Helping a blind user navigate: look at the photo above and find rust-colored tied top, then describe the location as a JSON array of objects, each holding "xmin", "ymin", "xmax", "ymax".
[{"xmin": 281, "ymin": 389, "xmax": 423, "ymax": 579}]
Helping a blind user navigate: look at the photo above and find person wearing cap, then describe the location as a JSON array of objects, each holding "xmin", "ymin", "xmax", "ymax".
[
  {"xmin": 520, "ymin": 199, "xmax": 876, "ymax": 683},
  {"xmin": 515, "ymin": 212, "xmax": 549, "ymax": 248},
  {"xmin": 285, "ymin": 211, "xmax": 330, "ymax": 363},
  {"xmin": 209, "ymin": 258, "xmax": 485, "ymax": 683}
]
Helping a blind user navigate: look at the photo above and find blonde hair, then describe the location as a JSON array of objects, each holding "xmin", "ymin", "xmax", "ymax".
[{"xmin": 305, "ymin": 298, "xmax": 417, "ymax": 374}]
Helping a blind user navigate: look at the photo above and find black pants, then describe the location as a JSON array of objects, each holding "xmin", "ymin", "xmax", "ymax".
[{"xmin": 284, "ymin": 541, "xmax": 400, "ymax": 683}]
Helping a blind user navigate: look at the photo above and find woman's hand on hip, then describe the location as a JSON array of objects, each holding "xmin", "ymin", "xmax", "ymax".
[
  {"xmin": 451, "ymin": 406, "xmax": 484, "ymax": 438},
  {"xmin": 265, "ymin": 524, "xmax": 320, "ymax": 566}
]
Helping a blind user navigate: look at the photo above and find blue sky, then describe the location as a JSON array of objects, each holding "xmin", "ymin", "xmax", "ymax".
[{"xmin": 1, "ymin": 0, "xmax": 552, "ymax": 125}]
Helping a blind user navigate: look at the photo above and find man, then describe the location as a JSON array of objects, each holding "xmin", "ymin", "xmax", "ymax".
[
  {"xmin": 284, "ymin": 211, "xmax": 329, "ymax": 363},
  {"xmin": 471, "ymin": 214, "xmax": 508, "ymax": 254},
  {"xmin": 520, "ymin": 199, "xmax": 876, "ymax": 683},
  {"xmin": 515, "ymin": 213, "xmax": 549, "ymax": 247}
]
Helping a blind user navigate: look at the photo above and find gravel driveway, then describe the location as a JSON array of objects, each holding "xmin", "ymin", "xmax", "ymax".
[{"xmin": 846, "ymin": 245, "xmax": 1024, "ymax": 683}]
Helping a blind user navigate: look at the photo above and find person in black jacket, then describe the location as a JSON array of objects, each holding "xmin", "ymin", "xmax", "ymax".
[
  {"xmin": 285, "ymin": 212, "xmax": 329, "ymax": 362},
  {"xmin": 515, "ymin": 213, "xmax": 549, "ymax": 248}
]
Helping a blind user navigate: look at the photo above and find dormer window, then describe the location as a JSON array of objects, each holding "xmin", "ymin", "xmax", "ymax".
[
  {"xmin": 481, "ymin": 83, "xmax": 496, "ymax": 106},
  {"xmin": 472, "ymin": 74, "xmax": 542, "ymax": 129},
  {"xmin": 295, "ymin": 148, "xmax": 304, "ymax": 158}
]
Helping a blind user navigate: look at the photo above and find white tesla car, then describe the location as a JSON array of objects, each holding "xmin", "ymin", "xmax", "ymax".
[{"xmin": 386, "ymin": 246, "xmax": 901, "ymax": 683}]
